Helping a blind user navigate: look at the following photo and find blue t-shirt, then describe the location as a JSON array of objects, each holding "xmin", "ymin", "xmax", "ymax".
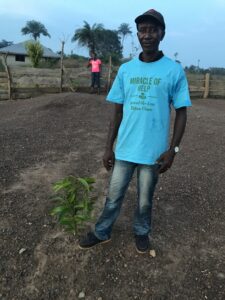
[{"xmin": 106, "ymin": 56, "xmax": 192, "ymax": 165}]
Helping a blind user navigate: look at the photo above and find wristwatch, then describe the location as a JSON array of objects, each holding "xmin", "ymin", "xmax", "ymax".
[{"xmin": 170, "ymin": 146, "xmax": 179, "ymax": 154}]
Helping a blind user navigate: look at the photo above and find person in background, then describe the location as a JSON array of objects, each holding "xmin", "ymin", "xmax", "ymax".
[
  {"xmin": 87, "ymin": 52, "xmax": 102, "ymax": 94},
  {"xmin": 80, "ymin": 9, "xmax": 192, "ymax": 253}
]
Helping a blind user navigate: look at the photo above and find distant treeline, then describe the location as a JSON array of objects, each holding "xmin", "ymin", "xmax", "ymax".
[
  {"xmin": 185, "ymin": 65, "xmax": 225, "ymax": 75},
  {"xmin": 1, "ymin": 38, "xmax": 225, "ymax": 74}
]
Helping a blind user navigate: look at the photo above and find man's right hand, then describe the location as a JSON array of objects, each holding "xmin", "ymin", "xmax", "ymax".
[{"xmin": 103, "ymin": 149, "xmax": 115, "ymax": 171}]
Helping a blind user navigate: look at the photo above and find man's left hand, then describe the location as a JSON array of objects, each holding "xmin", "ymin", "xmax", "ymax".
[{"xmin": 157, "ymin": 150, "xmax": 175, "ymax": 173}]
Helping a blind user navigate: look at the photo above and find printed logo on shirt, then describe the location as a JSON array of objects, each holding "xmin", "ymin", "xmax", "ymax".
[{"xmin": 129, "ymin": 76, "xmax": 161, "ymax": 111}]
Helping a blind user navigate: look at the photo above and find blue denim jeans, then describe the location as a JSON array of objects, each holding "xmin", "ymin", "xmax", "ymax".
[{"xmin": 94, "ymin": 159, "xmax": 159, "ymax": 240}]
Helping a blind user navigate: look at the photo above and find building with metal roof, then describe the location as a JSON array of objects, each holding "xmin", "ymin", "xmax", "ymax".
[{"xmin": 0, "ymin": 40, "xmax": 60, "ymax": 66}]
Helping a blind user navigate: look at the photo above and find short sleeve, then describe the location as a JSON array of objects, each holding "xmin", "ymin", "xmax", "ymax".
[
  {"xmin": 172, "ymin": 66, "xmax": 192, "ymax": 109},
  {"xmin": 106, "ymin": 67, "xmax": 125, "ymax": 104}
]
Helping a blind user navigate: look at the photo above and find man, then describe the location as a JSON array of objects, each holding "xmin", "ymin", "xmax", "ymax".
[
  {"xmin": 87, "ymin": 52, "xmax": 101, "ymax": 94},
  {"xmin": 79, "ymin": 9, "xmax": 192, "ymax": 253}
]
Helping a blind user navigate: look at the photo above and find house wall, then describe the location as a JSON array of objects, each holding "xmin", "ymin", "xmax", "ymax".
[
  {"xmin": 4, "ymin": 55, "xmax": 58, "ymax": 67},
  {"xmin": 5, "ymin": 55, "xmax": 32, "ymax": 66}
]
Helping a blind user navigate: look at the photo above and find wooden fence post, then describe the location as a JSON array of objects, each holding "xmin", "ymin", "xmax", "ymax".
[
  {"xmin": 63, "ymin": 65, "xmax": 76, "ymax": 92},
  {"xmin": 203, "ymin": 73, "xmax": 210, "ymax": 99},
  {"xmin": 107, "ymin": 55, "xmax": 112, "ymax": 93},
  {"xmin": 1, "ymin": 53, "xmax": 12, "ymax": 100},
  {"xmin": 60, "ymin": 41, "xmax": 65, "ymax": 93}
]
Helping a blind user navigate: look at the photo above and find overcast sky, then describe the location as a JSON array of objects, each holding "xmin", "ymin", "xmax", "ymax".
[{"xmin": 1, "ymin": 0, "xmax": 225, "ymax": 68}]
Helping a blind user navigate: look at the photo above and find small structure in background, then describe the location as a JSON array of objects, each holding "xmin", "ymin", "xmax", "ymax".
[{"xmin": 0, "ymin": 40, "xmax": 59, "ymax": 66}]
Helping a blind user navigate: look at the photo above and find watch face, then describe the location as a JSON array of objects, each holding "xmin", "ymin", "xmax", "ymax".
[{"xmin": 174, "ymin": 146, "xmax": 179, "ymax": 153}]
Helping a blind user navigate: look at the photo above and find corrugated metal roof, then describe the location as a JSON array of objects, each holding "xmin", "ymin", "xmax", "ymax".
[{"xmin": 0, "ymin": 40, "xmax": 60, "ymax": 58}]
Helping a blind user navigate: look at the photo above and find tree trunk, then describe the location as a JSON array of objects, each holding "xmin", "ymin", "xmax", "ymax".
[{"xmin": 60, "ymin": 41, "xmax": 65, "ymax": 93}]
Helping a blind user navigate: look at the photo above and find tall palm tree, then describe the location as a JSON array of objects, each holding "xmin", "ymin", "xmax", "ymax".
[
  {"xmin": 21, "ymin": 20, "xmax": 51, "ymax": 41},
  {"xmin": 118, "ymin": 23, "xmax": 132, "ymax": 47},
  {"xmin": 72, "ymin": 21, "xmax": 104, "ymax": 54}
]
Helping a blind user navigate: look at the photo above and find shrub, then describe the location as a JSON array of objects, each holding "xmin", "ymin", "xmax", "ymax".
[
  {"xmin": 25, "ymin": 41, "xmax": 44, "ymax": 67},
  {"xmin": 51, "ymin": 176, "xmax": 95, "ymax": 234}
]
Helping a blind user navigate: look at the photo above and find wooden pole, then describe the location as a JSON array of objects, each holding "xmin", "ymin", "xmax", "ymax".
[
  {"xmin": 107, "ymin": 55, "xmax": 112, "ymax": 93},
  {"xmin": 63, "ymin": 66, "xmax": 76, "ymax": 92},
  {"xmin": 203, "ymin": 73, "xmax": 210, "ymax": 99},
  {"xmin": 1, "ymin": 53, "xmax": 12, "ymax": 100},
  {"xmin": 60, "ymin": 41, "xmax": 65, "ymax": 93}
]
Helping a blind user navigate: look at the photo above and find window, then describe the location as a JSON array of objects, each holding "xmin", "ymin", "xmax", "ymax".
[{"xmin": 15, "ymin": 55, "xmax": 25, "ymax": 62}]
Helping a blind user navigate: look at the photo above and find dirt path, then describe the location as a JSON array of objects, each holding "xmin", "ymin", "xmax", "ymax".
[{"xmin": 0, "ymin": 93, "xmax": 225, "ymax": 300}]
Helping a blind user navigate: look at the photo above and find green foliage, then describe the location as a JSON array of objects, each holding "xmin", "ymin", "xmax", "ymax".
[
  {"xmin": 69, "ymin": 53, "xmax": 88, "ymax": 60},
  {"xmin": 118, "ymin": 23, "xmax": 132, "ymax": 46},
  {"xmin": 185, "ymin": 65, "xmax": 225, "ymax": 75},
  {"xmin": 96, "ymin": 29, "xmax": 123, "ymax": 64},
  {"xmin": 72, "ymin": 21, "xmax": 122, "ymax": 64},
  {"xmin": 0, "ymin": 39, "xmax": 13, "ymax": 49},
  {"xmin": 25, "ymin": 41, "xmax": 44, "ymax": 67},
  {"xmin": 209, "ymin": 67, "xmax": 225, "ymax": 75},
  {"xmin": 51, "ymin": 176, "xmax": 95, "ymax": 234},
  {"xmin": 72, "ymin": 21, "xmax": 104, "ymax": 53},
  {"xmin": 38, "ymin": 58, "xmax": 60, "ymax": 69},
  {"xmin": 21, "ymin": 20, "xmax": 51, "ymax": 40}
]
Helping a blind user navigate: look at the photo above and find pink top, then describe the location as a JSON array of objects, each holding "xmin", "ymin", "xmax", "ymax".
[{"xmin": 90, "ymin": 59, "xmax": 101, "ymax": 72}]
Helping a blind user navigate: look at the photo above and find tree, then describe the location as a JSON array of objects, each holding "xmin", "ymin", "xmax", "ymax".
[
  {"xmin": 72, "ymin": 22, "xmax": 122, "ymax": 64},
  {"xmin": 95, "ymin": 29, "xmax": 122, "ymax": 64},
  {"xmin": 118, "ymin": 23, "xmax": 132, "ymax": 47},
  {"xmin": 0, "ymin": 39, "xmax": 13, "ymax": 48},
  {"xmin": 25, "ymin": 41, "xmax": 43, "ymax": 67},
  {"xmin": 71, "ymin": 21, "xmax": 104, "ymax": 54},
  {"xmin": 21, "ymin": 20, "xmax": 51, "ymax": 41}
]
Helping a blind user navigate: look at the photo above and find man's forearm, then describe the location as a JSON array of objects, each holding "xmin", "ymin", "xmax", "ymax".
[{"xmin": 170, "ymin": 107, "xmax": 187, "ymax": 149}]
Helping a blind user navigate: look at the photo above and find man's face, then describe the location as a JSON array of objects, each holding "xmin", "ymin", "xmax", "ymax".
[{"xmin": 137, "ymin": 20, "xmax": 165, "ymax": 53}]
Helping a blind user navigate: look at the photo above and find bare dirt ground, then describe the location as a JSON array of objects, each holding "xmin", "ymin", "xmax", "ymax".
[{"xmin": 0, "ymin": 92, "xmax": 225, "ymax": 300}]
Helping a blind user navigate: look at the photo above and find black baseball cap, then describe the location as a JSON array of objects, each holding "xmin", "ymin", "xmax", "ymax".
[{"xmin": 135, "ymin": 9, "xmax": 165, "ymax": 30}]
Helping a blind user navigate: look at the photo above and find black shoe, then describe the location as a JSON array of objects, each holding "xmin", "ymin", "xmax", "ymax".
[
  {"xmin": 135, "ymin": 235, "xmax": 150, "ymax": 253},
  {"xmin": 79, "ymin": 232, "xmax": 111, "ymax": 249}
]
